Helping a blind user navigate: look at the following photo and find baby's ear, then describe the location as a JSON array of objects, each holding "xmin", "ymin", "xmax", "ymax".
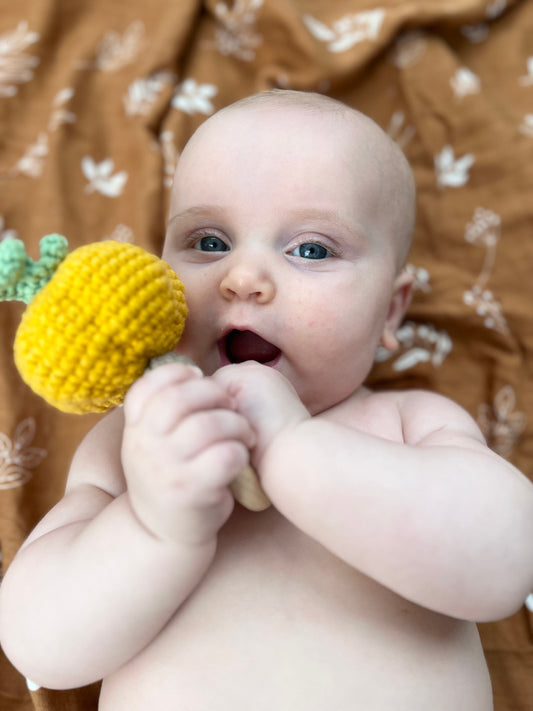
[{"xmin": 380, "ymin": 269, "xmax": 414, "ymax": 352}]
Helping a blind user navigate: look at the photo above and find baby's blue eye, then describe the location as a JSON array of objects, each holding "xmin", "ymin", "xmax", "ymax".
[
  {"xmin": 292, "ymin": 242, "xmax": 330, "ymax": 260},
  {"xmin": 194, "ymin": 236, "xmax": 229, "ymax": 252}
]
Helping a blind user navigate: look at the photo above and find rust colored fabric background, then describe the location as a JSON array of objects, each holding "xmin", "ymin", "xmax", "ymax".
[{"xmin": 1, "ymin": 1, "xmax": 532, "ymax": 709}]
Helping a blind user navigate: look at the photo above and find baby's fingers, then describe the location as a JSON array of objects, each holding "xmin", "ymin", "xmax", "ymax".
[
  {"xmin": 190, "ymin": 440, "xmax": 251, "ymax": 495},
  {"xmin": 177, "ymin": 410, "xmax": 256, "ymax": 462},
  {"xmin": 124, "ymin": 362, "xmax": 202, "ymax": 424},
  {"xmin": 125, "ymin": 367, "xmax": 232, "ymax": 434}
]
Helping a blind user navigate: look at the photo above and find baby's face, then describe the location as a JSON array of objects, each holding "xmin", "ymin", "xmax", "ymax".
[{"xmin": 163, "ymin": 106, "xmax": 410, "ymax": 413}]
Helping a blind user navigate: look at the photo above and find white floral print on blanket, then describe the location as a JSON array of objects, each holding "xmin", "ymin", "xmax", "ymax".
[
  {"xmin": 0, "ymin": 418, "xmax": 47, "ymax": 490},
  {"xmin": 391, "ymin": 30, "xmax": 428, "ymax": 69},
  {"xmin": 519, "ymin": 114, "xmax": 533, "ymax": 137},
  {"xmin": 77, "ymin": 21, "xmax": 145, "ymax": 72},
  {"xmin": 124, "ymin": 72, "xmax": 175, "ymax": 117},
  {"xmin": 450, "ymin": 67, "xmax": 481, "ymax": 98},
  {"xmin": 435, "ymin": 145, "xmax": 475, "ymax": 188},
  {"xmin": 485, "ymin": 0, "xmax": 507, "ymax": 20},
  {"xmin": 211, "ymin": 0, "xmax": 264, "ymax": 62},
  {"xmin": 463, "ymin": 207, "xmax": 508, "ymax": 334},
  {"xmin": 375, "ymin": 322, "xmax": 452, "ymax": 372},
  {"xmin": 82, "ymin": 157, "xmax": 128, "ymax": 197},
  {"xmin": 171, "ymin": 79, "xmax": 218, "ymax": 115},
  {"xmin": 303, "ymin": 9, "xmax": 385, "ymax": 53},
  {"xmin": 0, "ymin": 21, "xmax": 40, "ymax": 98},
  {"xmin": 386, "ymin": 110, "xmax": 415, "ymax": 149},
  {"xmin": 519, "ymin": 57, "xmax": 533, "ymax": 86},
  {"xmin": 5, "ymin": 87, "xmax": 76, "ymax": 180},
  {"xmin": 478, "ymin": 385, "xmax": 526, "ymax": 457},
  {"xmin": 460, "ymin": 24, "xmax": 489, "ymax": 44}
]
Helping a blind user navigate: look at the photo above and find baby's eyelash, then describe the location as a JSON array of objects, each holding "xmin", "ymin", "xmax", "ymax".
[
  {"xmin": 184, "ymin": 229, "xmax": 227, "ymax": 248},
  {"xmin": 288, "ymin": 238, "xmax": 341, "ymax": 259}
]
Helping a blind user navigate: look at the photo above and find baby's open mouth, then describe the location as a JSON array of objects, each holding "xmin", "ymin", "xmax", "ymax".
[{"xmin": 223, "ymin": 330, "xmax": 281, "ymax": 365}]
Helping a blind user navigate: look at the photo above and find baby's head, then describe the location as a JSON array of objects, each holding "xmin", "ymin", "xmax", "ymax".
[{"xmin": 164, "ymin": 90, "xmax": 416, "ymax": 412}]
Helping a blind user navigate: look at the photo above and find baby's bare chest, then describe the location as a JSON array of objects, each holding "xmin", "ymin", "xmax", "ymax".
[{"xmin": 100, "ymin": 510, "xmax": 492, "ymax": 711}]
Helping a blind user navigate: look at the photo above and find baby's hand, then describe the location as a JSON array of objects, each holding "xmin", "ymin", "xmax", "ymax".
[
  {"xmin": 213, "ymin": 363, "xmax": 309, "ymax": 469},
  {"xmin": 122, "ymin": 363, "xmax": 256, "ymax": 545}
]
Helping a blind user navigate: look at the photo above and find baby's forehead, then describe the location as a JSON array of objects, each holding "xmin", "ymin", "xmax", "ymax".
[
  {"xmin": 181, "ymin": 105, "xmax": 395, "ymax": 192},
  {"xmin": 193, "ymin": 102, "xmax": 380, "ymax": 150}
]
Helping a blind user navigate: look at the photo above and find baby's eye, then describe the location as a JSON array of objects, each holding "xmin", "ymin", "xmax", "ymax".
[
  {"xmin": 290, "ymin": 242, "xmax": 330, "ymax": 260},
  {"xmin": 193, "ymin": 235, "xmax": 229, "ymax": 252}
]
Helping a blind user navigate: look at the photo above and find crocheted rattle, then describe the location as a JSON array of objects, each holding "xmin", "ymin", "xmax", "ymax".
[{"xmin": 0, "ymin": 234, "xmax": 270, "ymax": 512}]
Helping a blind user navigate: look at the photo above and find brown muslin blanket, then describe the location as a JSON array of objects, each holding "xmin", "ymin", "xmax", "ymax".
[{"xmin": 1, "ymin": 1, "xmax": 532, "ymax": 709}]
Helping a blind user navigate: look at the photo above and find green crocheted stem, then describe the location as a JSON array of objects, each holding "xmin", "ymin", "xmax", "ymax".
[{"xmin": 0, "ymin": 234, "xmax": 69, "ymax": 304}]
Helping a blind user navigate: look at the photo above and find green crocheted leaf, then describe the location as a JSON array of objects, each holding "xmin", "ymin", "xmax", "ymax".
[
  {"xmin": 0, "ymin": 239, "xmax": 27, "ymax": 292},
  {"xmin": 0, "ymin": 234, "xmax": 69, "ymax": 304}
]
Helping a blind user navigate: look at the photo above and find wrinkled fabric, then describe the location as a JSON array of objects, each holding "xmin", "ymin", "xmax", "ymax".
[{"xmin": 1, "ymin": 1, "xmax": 532, "ymax": 709}]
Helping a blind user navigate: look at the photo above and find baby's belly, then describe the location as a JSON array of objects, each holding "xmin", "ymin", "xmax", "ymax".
[{"xmin": 100, "ymin": 509, "xmax": 493, "ymax": 711}]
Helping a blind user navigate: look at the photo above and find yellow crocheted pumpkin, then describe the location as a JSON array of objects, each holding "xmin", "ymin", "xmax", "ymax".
[
  {"xmin": 3, "ymin": 236, "xmax": 187, "ymax": 413},
  {"xmin": 1, "ymin": 235, "xmax": 270, "ymax": 511}
]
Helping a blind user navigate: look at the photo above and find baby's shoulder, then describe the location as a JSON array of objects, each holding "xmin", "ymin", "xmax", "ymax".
[
  {"xmin": 387, "ymin": 388, "xmax": 486, "ymax": 447},
  {"xmin": 332, "ymin": 388, "xmax": 486, "ymax": 447}
]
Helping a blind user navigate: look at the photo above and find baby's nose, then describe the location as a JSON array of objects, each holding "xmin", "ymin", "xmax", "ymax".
[{"xmin": 219, "ymin": 262, "xmax": 275, "ymax": 304}]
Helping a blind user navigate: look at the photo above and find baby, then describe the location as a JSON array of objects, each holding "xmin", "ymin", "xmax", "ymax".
[{"xmin": 2, "ymin": 90, "xmax": 533, "ymax": 710}]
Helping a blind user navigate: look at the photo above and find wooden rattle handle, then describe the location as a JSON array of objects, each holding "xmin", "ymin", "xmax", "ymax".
[
  {"xmin": 148, "ymin": 353, "xmax": 271, "ymax": 512},
  {"xmin": 229, "ymin": 464, "xmax": 271, "ymax": 512}
]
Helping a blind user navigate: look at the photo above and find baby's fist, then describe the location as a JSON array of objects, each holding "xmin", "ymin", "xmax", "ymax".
[
  {"xmin": 122, "ymin": 363, "xmax": 255, "ymax": 544},
  {"xmin": 213, "ymin": 363, "xmax": 309, "ymax": 467}
]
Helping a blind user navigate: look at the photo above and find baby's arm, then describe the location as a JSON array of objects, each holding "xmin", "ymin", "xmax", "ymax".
[
  {"xmin": 0, "ymin": 364, "xmax": 254, "ymax": 689},
  {"xmin": 215, "ymin": 364, "xmax": 533, "ymax": 622}
]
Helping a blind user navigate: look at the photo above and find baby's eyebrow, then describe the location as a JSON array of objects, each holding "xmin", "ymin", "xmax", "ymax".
[
  {"xmin": 168, "ymin": 205, "xmax": 225, "ymax": 227},
  {"xmin": 288, "ymin": 208, "xmax": 350, "ymax": 228},
  {"xmin": 288, "ymin": 208, "xmax": 366, "ymax": 240}
]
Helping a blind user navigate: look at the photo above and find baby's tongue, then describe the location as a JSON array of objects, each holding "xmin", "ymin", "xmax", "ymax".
[{"xmin": 226, "ymin": 330, "xmax": 280, "ymax": 364}]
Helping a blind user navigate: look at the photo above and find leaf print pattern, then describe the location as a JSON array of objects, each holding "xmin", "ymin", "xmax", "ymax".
[
  {"xmin": 0, "ymin": 418, "xmax": 47, "ymax": 490},
  {"xmin": 89, "ymin": 21, "xmax": 145, "ymax": 72},
  {"xmin": 485, "ymin": 0, "xmax": 507, "ymax": 20},
  {"xmin": 462, "ymin": 207, "xmax": 508, "ymax": 334},
  {"xmin": 518, "ymin": 57, "xmax": 533, "ymax": 86},
  {"xmin": 160, "ymin": 130, "xmax": 179, "ymax": 189},
  {"xmin": 48, "ymin": 87, "xmax": 76, "ymax": 131},
  {"xmin": 0, "ymin": 21, "xmax": 40, "ymax": 98},
  {"xmin": 103, "ymin": 224, "xmax": 134, "ymax": 242},
  {"xmin": 171, "ymin": 79, "xmax": 218, "ymax": 115},
  {"xmin": 478, "ymin": 386, "xmax": 526, "ymax": 457},
  {"xmin": 375, "ymin": 322, "xmax": 452, "ymax": 372},
  {"xmin": 404, "ymin": 263, "xmax": 431, "ymax": 293},
  {"xmin": 434, "ymin": 145, "xmax": 475, "ymax": 188},
  {"xmin": 460, "ymin": 23, "xmax": 490, "ymax": 43},
  {"xmin": 450, "ymin": 67, "xmax": 481, "ymax": 98},
  {"xmin": 385, "ymin": 110, "xmax": 415, "ymax": 149},
  {"xmin": 519, "ymin": 114, "xmax": 533, "ymax": 137},
  {"xmin": 15, "ymin": 133, "xmax": 49, "ymax": 178},
  {"xmin": 4, "ymin": 87, "xmax": 76, "ymax": 179},
  {"xmin": 391, "ymin": 30, "xmax": 428, "ymax": 68},
  {"xmin": 303, "ymin": 9, "xmax": 385, "ymax": 53},
  {"xmin": 212, "ymin": 0, "xmax": 264, "ymax": 62},
  {"xmin": 82, "ymin": 157, "xmax": 129, "ymax": 197},
  {"xmin": 124, "ymin": 72, "xmax": 175, "ymax": 116}
]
